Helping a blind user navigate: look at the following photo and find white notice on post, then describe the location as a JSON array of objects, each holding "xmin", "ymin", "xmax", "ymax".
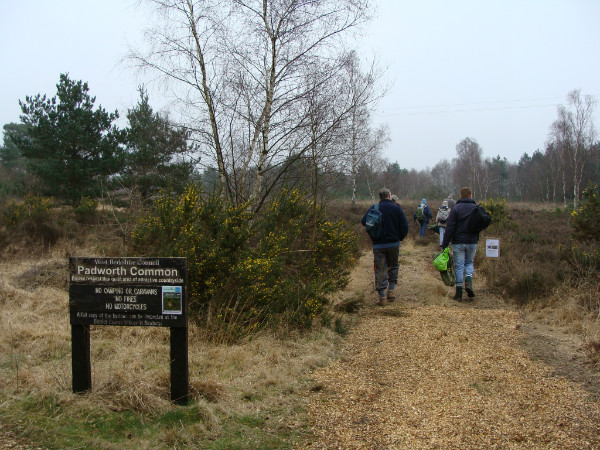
[{"xmin": 486, "ymin": 239, "xmax": 500, "ymax": 258}]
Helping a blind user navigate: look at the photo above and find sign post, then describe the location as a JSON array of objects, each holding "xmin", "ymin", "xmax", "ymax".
[
  {"xmin": 485, "ymin": 239, "xmax": 500, "ymax": 287},
  {"xmin": 71, "ymin": 323, "xmax": 91, "ymax": 393},
  {"xmin": 170, "ymin": 326, "xmax": 188, "ymax": 404},
  {"xmin": 69, "ymin": 257, "xmax": 188, "ymax": 404}
]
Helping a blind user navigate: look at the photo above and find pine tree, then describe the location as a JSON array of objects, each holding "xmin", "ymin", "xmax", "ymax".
[
  {"xmin": 122, "ymin": 87, "xmax": 193, "ymax": 200},
  {"xmin": 17, "ymin": 73, "xmax": 124, "ymax": 203}
]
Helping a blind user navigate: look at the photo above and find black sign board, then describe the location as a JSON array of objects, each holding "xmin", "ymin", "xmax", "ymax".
[
  {"xmin": 69, "ymin": 257, "xmax": 189, "ymax": 404},
  {"xmin": 69, "ymin": 257, "xmax": 187, "ymax": 328}
]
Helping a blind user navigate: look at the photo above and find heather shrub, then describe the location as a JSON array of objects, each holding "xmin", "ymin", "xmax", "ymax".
[
  {"xmin": 479, "ymin": 205, "xmax": 568, "ymax": 305},
  {"xmin": 503, "ymin": 267, "xmax": 551, "ymax": 305},
  {"xmin": 130, "ymin": 185, "xmax": 359, "ymax": 339}
]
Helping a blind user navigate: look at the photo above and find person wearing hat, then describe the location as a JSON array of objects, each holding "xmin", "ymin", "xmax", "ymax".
[
  {"xmin": 413, "ymin": 198, "xmax": 432, "ymax": 239},
  {"xmin": 436, "ymin": 200, "xmax": 450, "ymax": 245}
]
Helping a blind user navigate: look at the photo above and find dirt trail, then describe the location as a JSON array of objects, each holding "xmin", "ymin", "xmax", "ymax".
[{"xmin": 299, "ymin": 240, "xmax": 600, "ymax": 450}]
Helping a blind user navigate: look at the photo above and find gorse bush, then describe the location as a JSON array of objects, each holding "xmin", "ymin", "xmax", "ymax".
[
  {"xmin": 130, "ymin": 184, "xmax": 252, "ymax": 309},
  {"xmin": 130, "ymin": 185, "xmax": 359, "ymax": 339},
  {"xmin": 570, "ymin": 183, "xmax": 599, "ymax": 244},
  {"xmin": 73, "ymin": 196, "xmax": 99, "ymax": 224},
  {"xmin": 560, "ymin": 244, "xmax": 600, "ymax": 274},
  {"xmin": 1, "ymin": 194, "xmax": 59, "ymax": 247},
  {"xmin": 246, "ymin": 190, "xmax": 359, "ymax": 329},
  {"xmin": 480, "ymin": 198, "xmax": 513, "ymax": 229},
  {"xmin": 3, "ymin": 194, "xmax": 54, "ymax": 227}
]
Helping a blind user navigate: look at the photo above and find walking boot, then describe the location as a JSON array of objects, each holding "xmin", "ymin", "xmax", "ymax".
[
  {"xmin": 386, "ymin": 289, "xmax": 396, "ymax": 301},
  {"xmin": 453, "ymin": 286, "xmax": 463, "ymax": 301},
  {"xmin": 377, "ymin": 290, "xmax": 388, "ymax": 306},
  {"xmin": 465, "ymin": 276, "xmax": 475, "ymax": 299}
]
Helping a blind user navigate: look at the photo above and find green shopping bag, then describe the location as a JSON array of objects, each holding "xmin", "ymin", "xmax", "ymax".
[
  {"xmin": 433, "ymin": 247, "xmax": 450, "ymax": 271},
  {"xmin": 440, "ymin": 251, "xmax": 456, "ymax": 287}
]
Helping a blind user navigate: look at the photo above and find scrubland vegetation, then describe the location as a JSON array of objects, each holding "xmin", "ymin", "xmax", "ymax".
[
  {"xmin": 477, "ymin": 192, "xmax": 600, "ymax": 363},
  {"xmin": 0, "ymin": 188, "xmax": 360, "ymax": 450},
  {"xmin": 0, "ymin": 186, "xmax": 599, "ymax": 449}
]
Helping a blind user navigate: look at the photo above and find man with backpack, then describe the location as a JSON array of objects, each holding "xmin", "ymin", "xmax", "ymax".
[
  {"xmin": 441, "ymin": 187, "xmax": 479, "ymax": 301},
  {"xmin": 361, "ymin": 188, "xmax": 409, "ymax": 306},
  {"xmin": 413, "ymin": 199, "xmax": 432, "ymax": 239}
]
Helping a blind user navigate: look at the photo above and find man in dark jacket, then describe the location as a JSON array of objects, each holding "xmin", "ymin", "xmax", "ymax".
[
  {"xmin": 441, "ymin": 187, "xmax": 478, "ymax": 301},
  {"xmin": 361, "ymin": 188, "xmax": 409, "ymax": 305}
]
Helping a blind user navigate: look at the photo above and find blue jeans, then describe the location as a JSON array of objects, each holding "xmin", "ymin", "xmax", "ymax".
[
  {"xmin": 419, "ymin": 221, "xmax": 427, "ymax": 237},
  {"xmin": 439, "ymin": 227, "xmax": 445, "ymax": 246},
  {"xmin": 452, "ymin": 243, "xmax": 477, "ymax": 287}
]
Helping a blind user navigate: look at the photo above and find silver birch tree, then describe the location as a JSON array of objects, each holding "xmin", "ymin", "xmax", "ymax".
[
  {"xmin": 550, "ymin": 90, "xmax": 597, "ymax": 209},
  {"xmin": 131, "ymin": 0, "xmax": 372, "ymax": 211}
]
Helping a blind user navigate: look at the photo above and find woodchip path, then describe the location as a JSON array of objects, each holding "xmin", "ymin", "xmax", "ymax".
[{"xmin": 298, "ymin": 241, "xmax": 600, "ymax": 450}]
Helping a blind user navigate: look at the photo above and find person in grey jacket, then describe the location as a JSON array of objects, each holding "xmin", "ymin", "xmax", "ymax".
[
  {"xmin": 444, "ymin": 194, "xmax": 456, "ymax": 210},
  {"xmin": 441, "ymin": 187, "xmax": 478, "ymax": 301}
]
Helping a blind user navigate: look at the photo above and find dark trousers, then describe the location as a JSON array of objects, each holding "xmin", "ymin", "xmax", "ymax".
[{"xmin": 373, "ymin": 246, "xmax": 400, "ymax": 293}]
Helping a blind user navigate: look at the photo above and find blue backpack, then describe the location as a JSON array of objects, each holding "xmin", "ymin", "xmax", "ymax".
[{"xmin": 365, "ymin": 204, "xmax": 383, "ymax": 239}]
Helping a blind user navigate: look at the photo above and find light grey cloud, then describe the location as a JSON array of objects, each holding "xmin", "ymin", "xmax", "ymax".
[{"xmin": 2, "ymin": 0, "xmax": 599, "ymax": 170}]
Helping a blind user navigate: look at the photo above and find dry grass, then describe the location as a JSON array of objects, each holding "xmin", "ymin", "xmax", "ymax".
[
  {"xmin": 0, "ymin": 235, "xmax": 344, "ymax": 449},
  {"xmin": 541, "ymin": 276, "xmax": 600, "ymax": 365},
  {"xmin": 476, "ymin": 204, "xmax": 600, "ymax": 363}
]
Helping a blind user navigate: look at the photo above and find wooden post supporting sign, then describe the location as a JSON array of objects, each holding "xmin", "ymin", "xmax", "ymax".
[
  {"xmin": 170, "ymin": 326, "xmax": 189, "ymax": 405},
  {"xmin": 71, "ymin": 323, "xmax": 91, "ymax": 393}
]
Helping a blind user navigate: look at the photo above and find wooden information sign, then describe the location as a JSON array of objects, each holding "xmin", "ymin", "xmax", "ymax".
[
  {"xmin": 69, "ymin": 257, "xmax": 189, "ymax": 404},
  {"xmin": 69, "ymin": 257, "xmax": 187, "ymax": 327},
  {"xmin": 485, "ymin": 239, "xmax": 500, "ymax": 258}
]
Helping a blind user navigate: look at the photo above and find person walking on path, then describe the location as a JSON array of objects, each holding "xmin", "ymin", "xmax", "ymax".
[
  {"xmin": 361, "ymin": 188, "xmax": 409, "ymax": 305},
  {"xmin": 441, "ymin": 187, "xmax": 478, "ymax": 301},
  {"xmin": 435, "ymin": 200, "xmax": 450, "ymax": 246},
  {"xmin": 445, "ymin": 193, "xmax": 456, "ymax": 210},
  {"xmin": 413, "ymin": 198, "xmax": 432, "ymax": 239}
]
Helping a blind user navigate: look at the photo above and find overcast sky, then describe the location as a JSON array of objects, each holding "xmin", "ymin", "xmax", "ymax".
[{"xmin": 1, "ymin": 0, "xmax": 599, "ymax": 171}]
